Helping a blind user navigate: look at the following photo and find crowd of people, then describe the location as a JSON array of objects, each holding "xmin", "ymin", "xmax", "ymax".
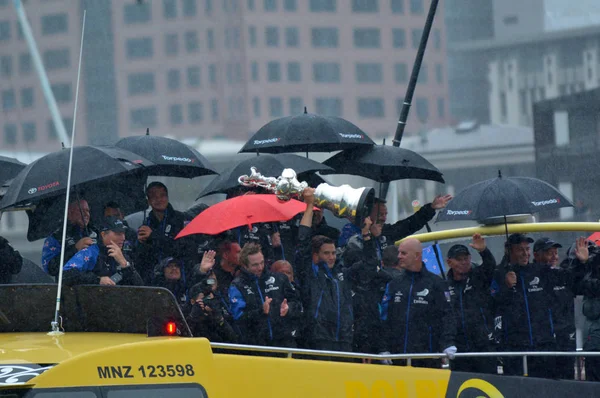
[{"xmin": 2, "ymin": 179, "xmax": 600, "ymax": 382}]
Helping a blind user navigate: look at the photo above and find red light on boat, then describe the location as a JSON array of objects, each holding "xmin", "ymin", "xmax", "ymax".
[{"xmin": 166, "ymin": 322, "xmax": 177, "ymax": 335}]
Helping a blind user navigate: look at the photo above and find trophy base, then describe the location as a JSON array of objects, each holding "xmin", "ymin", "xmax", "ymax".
[
  {"xmin": 354, "ymin": 187, "xmax": 375, "ymax": 227},
  {"xmin": 314, "ymin": 184, "xmax": 375, "ymax": 227}
]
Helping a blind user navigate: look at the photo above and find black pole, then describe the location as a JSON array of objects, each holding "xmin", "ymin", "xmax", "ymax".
[{"xmin": 380, "ymin": 0, "xmax": 440, "ymax": 200}]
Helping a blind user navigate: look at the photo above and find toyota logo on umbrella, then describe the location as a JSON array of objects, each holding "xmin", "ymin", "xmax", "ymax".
[{"xmin": 28, "ymin": 187, "xmax": 37, "ymax": 194}]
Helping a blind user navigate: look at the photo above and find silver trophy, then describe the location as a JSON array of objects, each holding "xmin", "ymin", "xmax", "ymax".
[{"xmin": 238, "ymin": 167, "xmax": 374, "ymax": 226}]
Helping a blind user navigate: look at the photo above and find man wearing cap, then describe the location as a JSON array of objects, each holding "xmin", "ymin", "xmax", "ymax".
[
  {"xmin": 492, "ymin": 233, "xmax": 588, "ymax": 378},
  {"xmin": 534, "ymin": 237, "xmax": 576, "ymax": 380},
  {"xmin": 152, "ymin": 257, "xmax": 188, "ymax": 307},
  {"xmin": 446, "ymin": 234, "xmax": 497, "ymax": 373},
  {"xmin": 62, "ymin": 217, "xmax": 143, "ymax": 287}
]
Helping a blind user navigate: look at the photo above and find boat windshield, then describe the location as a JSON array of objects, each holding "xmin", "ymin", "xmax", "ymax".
[{"xmin": 0, "ymin": 284, "xmax": 191, "ymax": 336}]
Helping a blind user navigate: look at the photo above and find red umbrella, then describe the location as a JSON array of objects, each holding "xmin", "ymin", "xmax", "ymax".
[
  {"xmin": 588, "ymin": 232, "xmax": 600, "ymax": 243},
  {"xmin": 176, "ymin": 194, "xmax": 309, "ymax": 237}
]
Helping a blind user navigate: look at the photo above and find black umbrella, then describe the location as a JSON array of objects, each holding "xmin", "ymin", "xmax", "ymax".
[
  {"xmin": 24, "ymin": 172, "xmax": 149, "ymax": 241},
  {"xmin": 322, "ymin": 144, "xmax": 444, "ymax": 183},
  {"xmin": 239, "ymin": 109, "xmax": 375, "ymax": 154},
  {"xmin": 0, "ymin": 145, "xmax": 153, "ymax": 210},
  {"xmin": 436, "ymin": 171, "xmax": 573, "ymax": 223},
  {"xmin": 115, "ymin": 132, "xmax": 218, "ymax": 178},
  {"xmin": 196, "ymin": 153, "xmax": 333, "ymax": 198},
  {"xmin": 0, "ymin": 156, "xmax": 26, "ymax": 185}
]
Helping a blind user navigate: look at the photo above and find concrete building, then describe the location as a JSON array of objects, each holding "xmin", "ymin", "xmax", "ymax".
[
  {"xmin": 533, "ymin": 88, "xmax": 600, "ymax": 222},
  {"xmin": 1, "ymin": 0, "xmax": 451, "ymax": 152},
  {"xmin": 446, "ymin": 0, "xmax": 600, "ymax": 127}
]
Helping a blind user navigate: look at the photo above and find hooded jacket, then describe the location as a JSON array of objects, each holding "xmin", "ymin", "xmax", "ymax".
[{"xmin": 152, "ymin": 257, "xmax": 188, "ymax": 306}]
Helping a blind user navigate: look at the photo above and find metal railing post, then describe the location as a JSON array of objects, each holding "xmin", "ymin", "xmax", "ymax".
[
  {"xmin": 523, "ymin": 355, "xmax": 528, "ymax": 376},
  {"xmin": 407, "ymin": 358, "xmax": 412, "ymax": 367}
]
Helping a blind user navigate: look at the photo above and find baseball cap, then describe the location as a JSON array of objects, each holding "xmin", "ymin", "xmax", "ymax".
[
  {"xmin": 533, "ymin": 237, "xmax": 562, "ymax": 252},
  {"xmin": 99, "ymin": 216, "xmax": 127, "ymax": 233},
  {"xmin": 447, "ymin": 244, "xmax": 470, "ymax": 258},
  {"xmin": 505, "ymin": 233, "xmax": 534, "ymax": 246}
]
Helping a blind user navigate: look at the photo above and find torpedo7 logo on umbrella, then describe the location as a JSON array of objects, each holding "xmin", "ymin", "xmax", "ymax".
[
  {"xmin": 28, "ymin": 181, "xmax": 60, "ymax": 194},
  {"xmin": 339, "ymin": 133, "xmax": 364, "ymax": 139},
  {"xmin": 161, "ymin": 155, "xmax": 195, "ymax": 163},
  {"xmin": 531, "ymin": 198, "xmax": 560, "ymax": 206},
  {"xmin": 253, "ymin": 138, "xmax": 280, "ymax": 145},
  {"xmin": 447, "ymin": 210, "xmax": 472, "ymax": 216}
]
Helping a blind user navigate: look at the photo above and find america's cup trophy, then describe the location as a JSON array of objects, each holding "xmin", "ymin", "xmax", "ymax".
[{"xmin": 238, "ymin": 167, "xmax": 375, "ymax": 227}]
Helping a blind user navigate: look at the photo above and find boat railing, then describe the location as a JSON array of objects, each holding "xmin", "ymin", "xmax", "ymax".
[{"xmin": 210, "ymin": 342, "xmax": 598, "ymax": 378}]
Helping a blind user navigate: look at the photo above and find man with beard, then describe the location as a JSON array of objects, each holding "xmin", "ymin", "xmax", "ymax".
[
  {"xmin": 228, "ymin": 242, "xmax": 301, "ymax": 348},
  {"xmin": 62, "ymin": 217, "xmax": 143, "ymax": 286}
]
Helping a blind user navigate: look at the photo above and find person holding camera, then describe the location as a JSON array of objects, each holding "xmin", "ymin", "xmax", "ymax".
[
  {"xmin": 186, "ymin": 273, "xmax": 238, "ymax": 343},
  {"xmin": 62, "ymin": 216, "xmax": 143, "ymax": 287}
]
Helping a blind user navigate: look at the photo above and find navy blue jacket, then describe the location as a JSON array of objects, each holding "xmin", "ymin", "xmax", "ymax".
[
  {"xmin": 492, "ymin": 263, "xmax": 558, "ymax": 348},
  {"xmin": 229, "ymin": 268, "xmax": 300, "ymax": 345},
  {"xmin": 447, "ymin": 248, "xmax": 496, "ymax": 351},
  {"xmin": 135, "ymin": 203, "xmax": 188, "ymax": 284},
  {"xmin": 380, "ymin": 266, "xmax": 456, "ymax": 354},
  {"xmin": 296, "ymin": 225, "xmax": 354, "ymax": 346}
]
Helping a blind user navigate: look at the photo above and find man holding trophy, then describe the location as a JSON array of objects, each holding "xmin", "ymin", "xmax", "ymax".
[{"xmin": 239, "ymin": 167, "xmax": 379, "ymax": 355}]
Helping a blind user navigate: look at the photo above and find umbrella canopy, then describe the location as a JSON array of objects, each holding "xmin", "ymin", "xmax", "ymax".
[
  {"xmin": 239, "ymin": 110, "xmax": 375, "ymax": 154},
  {"xmin": 322, "ymin": 144, "xmax": 445, "ymax": 183},
  {"xmin": 588, "ymin": 232, "xmax": 600, "ymax": 244},
  {"xmin": 0, "ymin": 145, "xmax": 153, "ymax": 210},
  {"xmin": 177, "ymin": 194, "xmax": 309, "ymax": 237},
  {"xmin": 196, "ymin": 153, "xmax": 333, "ymax": 198},
  {"xmin": 115, "ymin": 133, "xmax": 218, "ymax": 178},
  {"xmin": 24, "ymin": 172, "xmax": 148, "ymax": 241},
  {"xmin": 436, "ymin": 172, "xmax": 573, "ymax": 223},
  {"xmin": 0, "ymin": 156, "xmax": 26, "ymax": 185}
]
